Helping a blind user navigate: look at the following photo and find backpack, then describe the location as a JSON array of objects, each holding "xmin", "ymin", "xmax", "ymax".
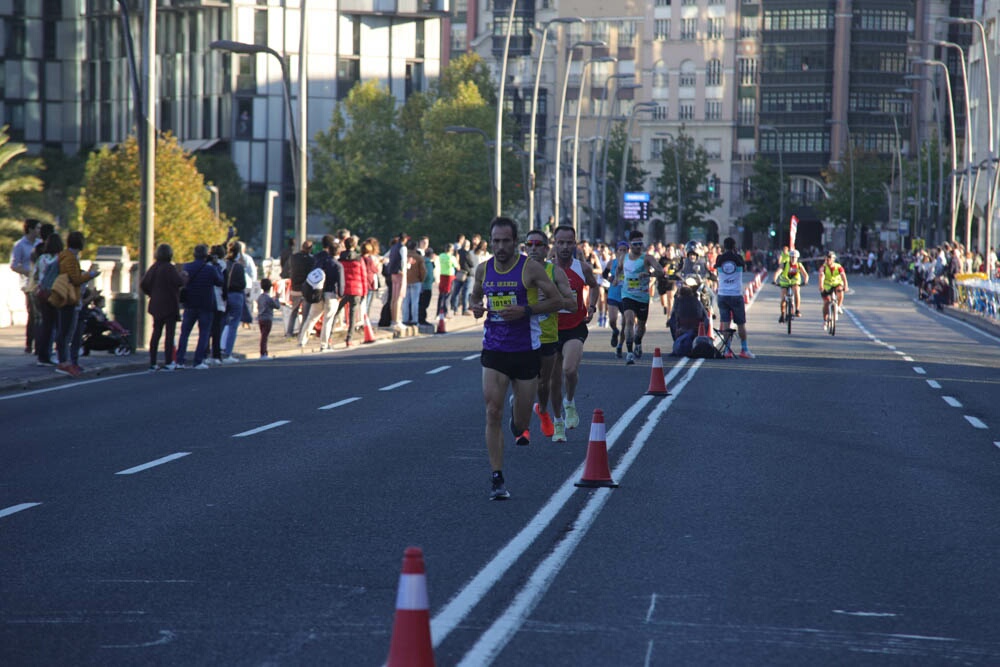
[
  {"xmin": 670, "ymin": 329, "xmax": 696, "ymax": 357},
  {"xmin": 689, "ymin": 334, "xmax": 723, "ymax": 359},
  {"xmin": 34, "ymin": 259, "xmax": 60, "ymax": 302}
]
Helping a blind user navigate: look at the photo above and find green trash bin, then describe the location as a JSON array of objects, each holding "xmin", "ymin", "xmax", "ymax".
[{"xmin": 111, "ymin": 293, "xmax": 139, "ymax": 353}]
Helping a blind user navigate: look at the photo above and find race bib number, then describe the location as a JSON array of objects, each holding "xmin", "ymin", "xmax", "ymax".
[
  {"xmin": 626, "ymin": 277, "xmax": 641, "ymax": 290},
  {"xmin": 788, "ymin": 266, "xmax": 798, "ymax": 277},
  {"xmin": 488, "ymin": 293, "xmax": 515, "ymax": 321}
]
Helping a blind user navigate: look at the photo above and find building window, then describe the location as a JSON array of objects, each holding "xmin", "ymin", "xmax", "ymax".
[
  {"xmin": 236, "ymin": 54, "xmax": 256, "ymax": 93},
  {"xmin": 680, "ymin": 18, "xmax": 697, "ymax": 40},
  {"xmin": 679, "ymin": 102, "xmax": 694, "ymax": 120},
  {"xmin": 416, "ymin": 21, "xmax": 425, "ymax": 58},
  {"xmin": 654, "ymin": 19, "xmax": 671, "ymax": 41},
  {"xmin": 405, "ymin": 61, "xmax": 424, "ymax": 100},
  {"xmin": 679, "ymin": 61, "xmax": 696, "ymax": 87},
  {"xmin": 706, "ymin": 59, "xmax": 722, "ymax": 86},
  {"xmin": 738, "ymin": 97, "xmax": 756, "ymax": 125},
  {"xmin": 707, "ymin": 17, "xmax": 724, "ymax": 39},
  {"xmin": 651, "ymin": 137, "xmax": 667, "ymax": 159},
  {"xmin": 737, "ymin": 57, "xmax": 757, "ymax": 85},
  {"xmin": 591, "ymin": 21, "xmax": 610, "ymax": 44},
  {"xmin": 652, "ymin": 104, "xmax": 669, "ymax": 120},
  {"xmin": 653, "ymin": 67, "xmax": 669, "ymax": 89},
  {"xmin": 704, "ymin": 138, "xmax": 721, "ymax": 159},
  {"xmin": 619, "ymin": 20, "xmax": 638, "ymax": 46},
  {"xmin": 5, "ymin": 17, "xmax": 26, "ymax": 58},
  {"xmin": 254, "ymin": 10, "xmax": 268, "ymax": 46},
  {"xmin": 338, "ymin": 58, "xmax": 360, "ymax": 99},
  {"xmin": 682, "ymin": 0, "xmax": 697, "ymax": 5},
  {"xmin": 740, "ymin": 15, "xmax": 759, "ymax": 38},
  {"xmin": 705, "ymin": 100, "xmax": 722, "ymax": 120},
  {"xmin": 655, "ymin": 0, "xmax": 671, "ymax": 5}
]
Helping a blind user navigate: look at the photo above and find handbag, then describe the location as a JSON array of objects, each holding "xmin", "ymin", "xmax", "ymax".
[{"xmin": 47, "ymin": 273, "xmax": 73, "ymax": 308}]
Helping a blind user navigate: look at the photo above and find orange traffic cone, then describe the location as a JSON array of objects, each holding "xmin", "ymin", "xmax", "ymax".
[
  {"xmin": 362, "ymin": 313, "xmax": 377, "ymax": 344},
  {"xmin": 697, "ymin": 322, "xmax": 707, "ymax": 338},
  {"xmin": 386, "ymin": 547, "xmax": 435, "ymax": 667},
  {"xmin": 575, "ymin": 409, "xmax": 619, "ymax": 488},
  {"xmin": 645, "ymin": 347, "xmax": 670, "ymax": 396},
  {"xmin": 435, "ymin": 311, "xmax": 447, "ymax": 334}
]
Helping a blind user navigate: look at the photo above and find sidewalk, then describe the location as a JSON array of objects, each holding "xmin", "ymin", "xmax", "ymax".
[{"xmin": 0, "ymin": 309, "xmax": 479, "ymax": 393}]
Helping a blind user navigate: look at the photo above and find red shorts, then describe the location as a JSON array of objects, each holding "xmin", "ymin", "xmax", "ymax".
[{"xmin": 439, "ymin": 275, "xmax": 454, "ymax": 293}]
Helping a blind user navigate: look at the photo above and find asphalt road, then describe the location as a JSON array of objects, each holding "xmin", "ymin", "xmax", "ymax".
[{"xmin": 3, "ymin": 276, "xmax": 1000, "ymax": 666}]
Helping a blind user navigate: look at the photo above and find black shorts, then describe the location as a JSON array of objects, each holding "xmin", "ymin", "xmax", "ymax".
[
  {"xmin": 821, "ymin": 286, "xmax": 844, "ymax": 299},
  {"xmin": 481, "ymin": 349, "xmax": 541, "ymax": 381},
  {"xmin": 539, "ymin": 341, "xmax": 558, "ymax": 357},
  {"xmin": 717, "ymin": 294, "xmax": 746, "ymax": 325},
  {"xmin": 621, "ymin": 297, "xmax": 650, "ymax": 323},
  {"xmin": 556, "ymin": 322, "xmax": 589, "ymax": 354},
  {"xmin": 656, "ymin": 277, "xmax": 675, "ymax": 295}
]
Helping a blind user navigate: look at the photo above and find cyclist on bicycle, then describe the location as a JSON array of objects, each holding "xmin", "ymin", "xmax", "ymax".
[
  {"xmin": 773, "ymin": 248, "xmax": 809, "ymax": 322},
  {"xmin": 820, "ymin": 251, "xmax": 848, "ymax": 326}
]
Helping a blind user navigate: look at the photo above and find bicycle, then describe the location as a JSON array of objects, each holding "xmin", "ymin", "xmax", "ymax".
[
  {"xmin": 775, "ymin": 282, "xmax": 794, "ymax": 334},
  {"xmin": 822, "ymin": 287, "xmax": 843, "ymax": 336}
]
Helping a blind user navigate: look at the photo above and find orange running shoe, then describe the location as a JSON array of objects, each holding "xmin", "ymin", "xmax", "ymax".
[{"xmin": 534, "ymin": 402, "xmax": 555, "ymax": 437}]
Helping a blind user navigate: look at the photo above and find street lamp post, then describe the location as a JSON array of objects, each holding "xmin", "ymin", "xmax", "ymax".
[
  {"xmin": 264, "ymin": 189, "xmax": 279, "ymax": 260},
  {"xmin": 932, "ymin": 40, "xmax": 974, "ymax": 246},
  {"xmin": 826, "ymin": 119, "xmax": 854, "ymax": 244},
  {"xmin": 571, "ymin": 55, "xmax": 615, "ymax": 235},
  {"xmin": 941, "ymin": 17, "xmax": 994, "ymax": 271},
  {"xmin": 905, "ymin": 73, "xmax": 946, "ymax": 242},
  {"xmin": 616, "ymin": 101, "xmax": 658, "ymax": 240},
  {"xmin": 494, "ymin": 0, "xmax": 518, "ymax": 218},
  {"xmin": 913, "ymin": 58, "xmax": 959, "ymax": 243},
  {"xmin": 527, "ymin": 17, "xmax": 583, "ymax": 230},
  {"xmin": 445, "ymin": 126, "xmax": 496, "ymax": 212},
  {"xmin": 554, "ymin": 40, "xmax": 605, "ymax": 227},
  {"xmin": 593, "ymin": 78, "xmax": 639, "ymax": 239},
  {"xmin": 211, "ymin": 34, "xmax": 308, "ymax": 249},
  {"xmin": 760, "ymin": 125, "xmax": 784, "ymax": 240}
]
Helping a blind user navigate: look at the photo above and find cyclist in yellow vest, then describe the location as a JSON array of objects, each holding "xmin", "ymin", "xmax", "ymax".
[
  {"xmin": 819, "ymin": 251, "xmax": 849, "ymax": 325},
  {"xmin": 773, "ymin": 248, "xmax": 809, "ymax": 323}
]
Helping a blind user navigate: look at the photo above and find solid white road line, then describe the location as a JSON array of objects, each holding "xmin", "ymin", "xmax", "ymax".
[
  {"xmin": 232, "ymin": 420, "xmax": 290, "ymax": 438},
  {"xmin": 455, "ymin": 361, "xmax": 704, "ymax": 666},
  {"xmin": 426, "ymin": 366, "xmax": 451, "ymax": 375},
  {"xmin": 942, "ymin": 396, "xmax": 962, "ymax": 408},
  {"xmin": 0, "ymin": 502, "xmax": 42, "ymax": 519},
  {"xmin": 318, "ymin": 397, "xmax": 362, "ymax": 411},
  {"xmin": 964, "ymin": 416, "xmax": 988, "ymax": 429},
  {"xmin": 115, "ymin": 452, "xmax": 191, "ymax": 475},
  {"xmin": 429, "ymin": 362, "xmax": 691, "ymax": 649},
  {"xmin": 378, "ymin": 380, "xmax": 412, "ymax": 391},
  {"xmin": 0, "ymin": 370, "xmax": 150, "ymax": 402},
  {"xmin": 926, "ymin": 380, "xmax": 941, "ymax": 389}
]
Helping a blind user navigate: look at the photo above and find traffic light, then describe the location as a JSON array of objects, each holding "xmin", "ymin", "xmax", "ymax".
[{"xmin": 768, "ymin": 227, "xmax": 776, "ymax": 237}]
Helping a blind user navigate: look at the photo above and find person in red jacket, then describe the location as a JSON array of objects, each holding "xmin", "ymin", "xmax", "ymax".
[{"xmin": 333, "ymin": 236, "xmax": 369, "ymax": 346}]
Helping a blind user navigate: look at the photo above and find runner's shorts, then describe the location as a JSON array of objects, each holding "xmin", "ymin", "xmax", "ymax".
[
  {"xmin": 481, "ymin": 348, "xmax": 541, "ymax": 380},
  {"xmin": 556, "ymin": 321, "xmax": 589, "ymax": 354},
  {"xmin": 716, "ymin": 294, "xmax": 746, "ymax": 326},
  {"xmin": 621, "ymin": 297, "xmax": 650, "ymax": 323}
]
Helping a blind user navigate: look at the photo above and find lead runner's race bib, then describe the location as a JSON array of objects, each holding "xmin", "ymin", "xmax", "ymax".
[{"xmin": 488, "ymin": 292, "xmax": 516, "ymax": 321}]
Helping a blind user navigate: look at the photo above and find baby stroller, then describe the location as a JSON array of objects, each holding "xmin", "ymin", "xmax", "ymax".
[{"xmin": 81, "ymin": 293, "xmax": 133, "ymax": 356}]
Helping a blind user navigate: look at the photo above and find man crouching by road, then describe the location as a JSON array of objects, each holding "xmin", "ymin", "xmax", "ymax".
[{"xmin": 470, "ymin": 217, "xmax": 565, "ymax": 501}]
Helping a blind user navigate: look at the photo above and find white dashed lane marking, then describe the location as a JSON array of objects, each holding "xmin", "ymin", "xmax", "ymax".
[
  {"xmin": 0, "ymin": 503, "xmax": 42, "ymax": 519},
  {"xmin": 942, "ymin": 396, "xmax": 963, "ymax": 408},
  {"xmin": 913, "ymin": 367, "xmax": 926, "ymax": 375},
  {"xmin": 115, "ymin": 453, "xmax": 191, "ymax": 475},
  {"xmin": 318, "ymin": 397, "xmax": 362, "ymax": 411},
  {"xmin": 379, "ymin": 380, "xmax": 412, "ymax": 391},
  {"xmin": 233, "ymin": 421, "xmax": 290, "ymax": 438},
  {"xmin": 964, "ymin": 416, "xmax": 988, "ymax": 429},
  {"xmin": 926, "ymin": 380, "xmax": 941, "ymax": 389},
  {"xmin": 426, "ymin": 366, "xmax": 451, "ymax": 375}
]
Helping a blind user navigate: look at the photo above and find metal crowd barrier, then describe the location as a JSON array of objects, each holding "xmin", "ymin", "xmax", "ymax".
[{"xmin": 953, "ymin": 273, "xmax": 1000, "ymax": 324}]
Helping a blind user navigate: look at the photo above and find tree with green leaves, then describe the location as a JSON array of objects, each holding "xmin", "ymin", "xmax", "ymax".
[
  {"xmin": 432, "ymin": 53, "xmax": 498, "ymax": 106},
  {"xmin": 653, "ymin": 129, "xmax": 719, "ymax": 238},
  {"xmin": 310, "ymin": 80, "xmax": 406, "ymax": 241},
  {"xmin": 80, "ymin": 133, "xmax": 228, "ymax": 260},
  {"xmin": 194, "ymin": 150, "xmax": 262, "ymax": 250},
  {"xmin": 818, "ymin": 146, "xmax": 891, "ymax": 249},
  {"xmin": 601, "ymin": 121, "xmax": 651, "ymax": 240},
  {"xmin": 743, "ymin": 156, "xmax": 781, "ymax": 236},
  {"xmin": 0, "ymin": 126, "xmax": 45, "ymax": 259}
]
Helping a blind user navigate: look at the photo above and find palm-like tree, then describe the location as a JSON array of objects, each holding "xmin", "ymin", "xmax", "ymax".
[{"xmin": 0, "ymin": 125, "xmax": 45, "ymax": 258}]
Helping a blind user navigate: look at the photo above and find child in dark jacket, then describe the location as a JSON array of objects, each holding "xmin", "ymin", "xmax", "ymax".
[{"xmin": 256, "ymin": 278, "xmax": 281, "ymax": 359}]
